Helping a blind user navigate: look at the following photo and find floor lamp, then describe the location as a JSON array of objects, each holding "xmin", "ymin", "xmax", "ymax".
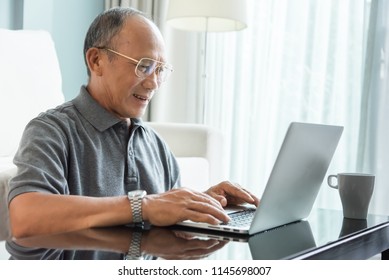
[{"xmin": 166, "ymin": 0, "xmax": 248, "ymax": 123}]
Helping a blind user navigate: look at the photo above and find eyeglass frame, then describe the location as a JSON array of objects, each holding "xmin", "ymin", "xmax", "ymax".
[{"xmin": 95, "ymin": 47, "xmax": 173, "ymax": 83}]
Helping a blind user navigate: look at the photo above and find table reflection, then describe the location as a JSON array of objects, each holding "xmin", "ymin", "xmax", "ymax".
[
  {"xmin": 5, "ymin": 208, "xmax": 389, "ymax": 260},
  {"xmin": 339, "ymin": 218, "xmax": 368, "ymax": 238},
  {"xmin": 249, "ymin": 220, "xmax": 316, "ymax": 259},
  {"xmin": 7, "ymin": 221, "xmax": 318, "ymax": 260},
  {"xmin": 6, "ymin": 225, "xmax": 228, "ymax": 260},
  {"xmin": 172, "ymin": 220, "xmax": 317, "ymax": 260}
]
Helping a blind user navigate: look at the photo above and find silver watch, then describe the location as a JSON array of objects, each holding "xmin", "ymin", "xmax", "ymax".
[
  {"xmin": 127, "ymin": 190, "xmax": 147, "ymax": 223},
  {"xmin": 124, "ymin": 231, "xmax": 143, "ymax": 260}
]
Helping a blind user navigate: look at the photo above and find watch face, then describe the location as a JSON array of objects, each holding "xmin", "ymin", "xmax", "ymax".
[{"xmin": 128, "ymin": 190, "xmax": 146, "ymax": 198}]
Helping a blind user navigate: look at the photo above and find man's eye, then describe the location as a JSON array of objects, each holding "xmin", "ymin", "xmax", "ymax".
[
  {"xmin": 155, "ymin": 66, "xmax": 166, "ymax": 75},
  {"xmin": 143, "ymin": 65, "xmax": 159, "ymax": 75},
  {"xmin": 137, "ymin": 65, "xmax": 151, "ymax": 74}
]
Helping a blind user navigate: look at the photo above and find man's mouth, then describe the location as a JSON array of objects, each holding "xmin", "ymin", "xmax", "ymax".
[{"xmin": 133, "ymin": 94, "xmax": 150, "ymax": 101}]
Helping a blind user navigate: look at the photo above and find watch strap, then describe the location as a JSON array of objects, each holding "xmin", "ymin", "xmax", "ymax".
[
  {"xmin": 124, "ymin": 231, "xmax": 143, "ymax": 260},
  {"xmin": 130, "ymin": 195, "xmax": 143, "ymax": 223},
  {"xmin": 127, "ymin": 190, "xmax": 146, "ymax": 224}
]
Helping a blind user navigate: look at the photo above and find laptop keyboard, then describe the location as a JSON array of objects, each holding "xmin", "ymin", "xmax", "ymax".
[{"xmin": 223, "ymin": 209, "xmax": 256, "ymax": 227}]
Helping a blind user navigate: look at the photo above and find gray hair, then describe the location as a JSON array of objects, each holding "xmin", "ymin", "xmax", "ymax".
[{"xmin": 83, "ymin": 7, "xmax": 149, "ymax": 77}]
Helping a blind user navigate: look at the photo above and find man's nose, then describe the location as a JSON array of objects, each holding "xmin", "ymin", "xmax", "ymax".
[{"xmin": 142, "ymin": 71, "xmax": 160, "ymax": 90}]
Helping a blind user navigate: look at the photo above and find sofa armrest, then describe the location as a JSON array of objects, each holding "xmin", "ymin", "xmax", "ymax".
[
  {"xmin": 0, "ymin": 167, "xmax": 16, "ymax": 241},
  {"xmin": 147, "ymin": 122, "xmax": 226, "ymax": 187}
]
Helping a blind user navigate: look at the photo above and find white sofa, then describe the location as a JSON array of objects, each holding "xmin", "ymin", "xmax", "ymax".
[
  {"xmin": 0, "ymin": 29, "xmax": 65, "ymax": 172},
  {"xmin": 0, "ymin": 29, "xmax": 225, "ymax": 258},
  {"xmin": 0, "ymin": 29, "xmax": 65, "ymax": 245}
]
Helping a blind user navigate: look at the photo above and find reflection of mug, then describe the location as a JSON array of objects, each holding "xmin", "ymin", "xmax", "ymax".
[
  {"xmin": 339, "ymin": 218, "xmax": 367, "ymax": 238},
  {"xmin": 328, "ymin": 173, "xmax": 375, "ymax": 220}
]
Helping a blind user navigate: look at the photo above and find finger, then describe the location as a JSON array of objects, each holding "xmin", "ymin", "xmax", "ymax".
[
  {"xmin": 188, "ymin": 192, "xmax": 233, "ymax": 214},
  {"xmin": 172, "ymin": 189, "xmax": 230, "ymax": 222},
  {"xmin": 182, "ymin": 208, "xmax": 230, "ymax": 225},
  {"xmin": 196, "ymin": 192, "xmax": 223, "ymax": 210},
  {"xmin": 179, "ymin": 188, "xmax": 225, "ymax": 208},
  {"xmin": 189, "ymin": 203, "xmax": 230, "ymax": 223},
  {"xmin": 229, "ymin": 182, "xmax": 260, "ymax": 206},
  {"xmin": 239, "ymin": 188, "xmax": 260, "ymax": 206},
  {"xmin": 207, "ymin": 193, "xmax": 228, "ymax": 207},
  {"xmin": 226, "ymin": 184, "xmax": 257, "ymax": 205},
  {"xmin": 164, "ymin": 187, "xmax": 227, "ymax": 214}
]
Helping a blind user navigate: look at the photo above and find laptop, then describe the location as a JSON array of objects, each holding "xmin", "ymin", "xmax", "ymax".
[{"xmin": 177, "ymin": 122, "xmax": 344, "ymax": 235}]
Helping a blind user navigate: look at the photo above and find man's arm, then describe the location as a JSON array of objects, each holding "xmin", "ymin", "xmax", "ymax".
[
  {"xmin": 8, "ymin": 187, "xmax": 231, "ymax": 238},
  {"xmin": 9, "ymin": 192, "xmax": 131, "ymax": 238},
  {"xmin": 12, "ymin": 225, "xmax": 226, "ymax": 260}
]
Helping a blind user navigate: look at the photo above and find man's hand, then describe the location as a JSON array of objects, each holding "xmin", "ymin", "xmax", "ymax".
[
  {"xmin": 142, "ymin": 188, "xmax": 230, "ymax": 226},
  {"xmin": 205, "ymin": 181, "xmax": 260, "ymax": 207},
  {"xmin": 142, "ymin": 227, "xmax": 228, "ymax": 260}
]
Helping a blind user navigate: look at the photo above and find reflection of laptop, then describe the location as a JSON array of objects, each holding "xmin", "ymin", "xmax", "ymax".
[
  {"xmin": 249, "ymin": 220, "xmax": 316, "ymax": 259},
  {"xmin": 178, "ymin": 122, "xmax": 343, "ymax": 235},
  {"xmin": 173, "ymin": 220, "xmax": 316, "ymax": 259}
]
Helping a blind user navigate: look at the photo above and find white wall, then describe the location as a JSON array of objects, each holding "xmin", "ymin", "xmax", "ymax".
[
  {"xmin": 0, "ymin": 0, "xmax": 105, "ymax": 101},
  {"xmin": 0, "ymin": 0, "xmax": 23, "ymax": 29}
]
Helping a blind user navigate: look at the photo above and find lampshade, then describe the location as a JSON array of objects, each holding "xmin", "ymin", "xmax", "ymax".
[{"xmin": 166, "ymin": 0, "xmax": 248, "ymax": 32}]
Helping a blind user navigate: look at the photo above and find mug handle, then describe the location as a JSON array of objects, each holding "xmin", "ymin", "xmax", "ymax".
[{"xmin": 327, "ymin": 175, "xmax": 338, "ymax": 189}]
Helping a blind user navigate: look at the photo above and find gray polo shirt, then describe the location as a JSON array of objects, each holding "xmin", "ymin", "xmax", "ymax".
[{"xmin": 8, "ymin": 86, "xmax": 180, "ymax": 202}]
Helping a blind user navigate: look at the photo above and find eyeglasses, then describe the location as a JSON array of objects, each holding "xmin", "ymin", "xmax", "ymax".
[{"xmin": 98, "ymin": 47, "xmax": 173, "ymax": 83}]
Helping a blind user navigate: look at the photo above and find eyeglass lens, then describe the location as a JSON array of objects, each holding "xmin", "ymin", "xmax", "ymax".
[{"xmin": 136, "ymin": 58, "xmax": 171, "ymax": 82}]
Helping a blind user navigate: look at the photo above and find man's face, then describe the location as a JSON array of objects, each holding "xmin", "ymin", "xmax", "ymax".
[{"xmin": 90, "ymin": 16, "xmax": 167, "ymax": 119}]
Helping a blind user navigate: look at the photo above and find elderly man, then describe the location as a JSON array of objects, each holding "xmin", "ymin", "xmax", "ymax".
[{"xmin": 8, "ymin": 7, "xmax": 258, "ymax": 238}]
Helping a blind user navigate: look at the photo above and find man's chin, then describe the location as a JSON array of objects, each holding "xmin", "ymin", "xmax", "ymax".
[{"xmin": 128, "ymin": 111, "xmax": 146, "ymax": 119}]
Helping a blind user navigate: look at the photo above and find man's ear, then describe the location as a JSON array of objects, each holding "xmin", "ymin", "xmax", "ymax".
[{"xmin": 86, "ymin": 48, "xmax": 104, "ymax": 76}]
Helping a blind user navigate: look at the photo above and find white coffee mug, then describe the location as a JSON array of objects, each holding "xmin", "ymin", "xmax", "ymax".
[{"xmin": 328, "ymin": 173, "xmax": 375, "ymax": 220}]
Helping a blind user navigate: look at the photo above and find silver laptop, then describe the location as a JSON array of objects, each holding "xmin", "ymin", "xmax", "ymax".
[{"xmin": 178, "ymin": 122, "xmax": 343, "ymax": 235}]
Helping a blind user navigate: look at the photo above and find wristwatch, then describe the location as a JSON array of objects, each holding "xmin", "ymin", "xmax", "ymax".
[
  {"xmin": 127, "ymin": 190, "xmax": 147, "ymax": 224},
  {"xmin": 124, "ymin": 230, "xmax": 143, "ymax": 260}
]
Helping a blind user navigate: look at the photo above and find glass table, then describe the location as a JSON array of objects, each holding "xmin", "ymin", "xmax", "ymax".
[{"xmin": 3, "ymin": 208, "xmax": 389, "ymax": 260}]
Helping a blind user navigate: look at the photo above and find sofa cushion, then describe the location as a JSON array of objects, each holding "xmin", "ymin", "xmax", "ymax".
[
  {"xmin": 0, "ymin": 29, "xmax": 64, "ymax": 158},
  {"xmin": 176, "ymin": 157, "xmax": 209, "ymax": 190}
]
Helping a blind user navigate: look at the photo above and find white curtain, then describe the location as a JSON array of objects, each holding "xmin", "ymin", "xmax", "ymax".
[
  {"xmin": 106, "ymin": 0, "xmax": 388, "ymax": 216},
  {"xmin": 203, "ymin": 0, "xmax": 366, "ymax": 213},
  {"xmin": 204, "ymin": 0, "xmax": 389, "ymax": 215},
  {"xmin": 357, "ymin": 0, "xmax": 389, "ymax": 216},
  {"xmin": 156, "ymin": 0, "xmax": 389, "ymax": 216},
  {"xmin": 105, "ymin": 0, "xmax": 167, "ymax": 27}
]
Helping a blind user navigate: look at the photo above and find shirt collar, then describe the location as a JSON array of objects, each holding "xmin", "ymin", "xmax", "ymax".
[{"xmin": 72, "ymin": 86, "xmax": 145, "ymax": 132}]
